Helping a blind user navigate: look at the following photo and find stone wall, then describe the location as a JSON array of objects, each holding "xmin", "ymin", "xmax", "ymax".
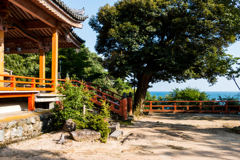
[{"xmin": 0, "ymin": 112, "xmax": 55, "ymax": 147}]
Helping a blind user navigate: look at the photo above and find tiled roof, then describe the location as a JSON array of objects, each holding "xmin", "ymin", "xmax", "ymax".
[
  {"xmin": 51, "ymin": 0, "xmax": 88, "ymax": 22},
  {"xmin": 70, "ymin": 29, "xmax": 85, "ymax": 44}
]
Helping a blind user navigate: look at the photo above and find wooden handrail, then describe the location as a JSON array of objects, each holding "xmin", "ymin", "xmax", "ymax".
[
  {"xmin": 86, "ymin": 82, "xmax": 122, "ymax": 98},
  {"xmin": 0, "ymin": 74, "xmax": 54, "ymax": 91},
  {"xmin": 144, "ymin": 100, "xmax": 240, "ymax": 113}
]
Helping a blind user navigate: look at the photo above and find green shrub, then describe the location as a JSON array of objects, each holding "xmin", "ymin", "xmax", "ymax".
[
  {"xmin": 52, "ymin": 80, "xmax": 94, "ymax": 128},
  {"xmin": 72, "ymin": 100, "xmax": 111, "ymax": 143}
]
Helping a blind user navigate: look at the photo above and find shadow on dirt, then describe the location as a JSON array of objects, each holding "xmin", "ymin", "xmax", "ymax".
[
  {"xmin": 121, "ymin": 113, "xmax": 240, "ymax": 159},
  {"xmin": 0, "ymin": 147, "xmax": 67, "ymax": 160}
]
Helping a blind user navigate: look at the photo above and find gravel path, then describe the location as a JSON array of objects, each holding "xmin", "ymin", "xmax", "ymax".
[{"xmin": 1, "ymin": 113, "xmax": 240, "ymax": 160}]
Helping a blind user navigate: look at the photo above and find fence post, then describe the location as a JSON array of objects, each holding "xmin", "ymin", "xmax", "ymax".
[
  {"xmin": 83, "ymin": 105, "xmax": 86, "ymax": 116},
  {"xmin": 10, "ymin": 76, "xmax": 15, "ymax": 88},
  {"xmin": 174, "ymin": 103, "xmax": 177, "ymax": 113},
  {"xmin": 199, "ymin": 102, "xmax": 202, "ymax": 112},
  {"xmin": 102, "ymin": 93, "xmax": 106, "ymax": 100},
  {"xmin": 225, "ymin": 101, "xmax": 228, "ymax": 113},
  {"xmin": 149, "ymin": 101, "xmax": 153, "ymax": 113},
  {"xmin": 111, "ymin": 92, "xmax": 114, "ymax": 101},
  {"xmin": 122, "ymin": 92, "xmax": 128, "ymax": 120},
  {"xmin": 31, "ymin": 78, "xmax": 35, "ymax": 88},
  {"xmin": 128, "ymin": 92, "xmax": 133, "ymax": 115}
]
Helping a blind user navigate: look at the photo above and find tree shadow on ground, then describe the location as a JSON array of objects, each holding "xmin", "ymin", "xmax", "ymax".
[
  {"xmin": 0, "ymin": 147, "xmax": 67, "ymax": 160},
  {"xmin": 120, "ymin": 113, "xmax": 240, "ymax": 159}
]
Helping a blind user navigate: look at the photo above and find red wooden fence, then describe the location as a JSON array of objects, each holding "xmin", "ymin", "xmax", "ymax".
[{"xmin": 144, "ymin": 101, "xmax": 240, "ymax": 113}]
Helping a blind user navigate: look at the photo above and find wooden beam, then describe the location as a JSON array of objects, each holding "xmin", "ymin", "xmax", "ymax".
[
  {"xmin": 51, "ymin": 27, "xmax": 58, "ymax": 93},
  {"xmin": 4, "ymin": 49, "xmax": 48, "ymax": 54},
  {"xmin": 39, "ymin": 49, "xmax": 45, "ymax": 84},
  {"xmin": 5, "ymin": 37, "xmax": 66, "ymax": 44},
  {"xmin": 9, "ymin": 0, "xmax": 57, "ymax": 28},
  {"xmin": 0, "ymin": 30, "xmax": 4, "ymax": 87},
  {"xmin": 10, "ymin": 17, "xmax": 39, "ymax": 42},
  {"xmin": 24, "ymin": 20, "xmax": 51, "ymax": 30},
  {"xmin": 5, "ymin": 38, "xmax": 35, "ymax": 44}
]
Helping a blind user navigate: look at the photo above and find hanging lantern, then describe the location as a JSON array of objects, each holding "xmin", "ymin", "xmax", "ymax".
[
  {"xmin": 16, "ymin": 47, "xmax": 21, "ymax": 52},
  {"xmin": 5, "ymin": 47, "xmax": 10, "ymax": 52}
]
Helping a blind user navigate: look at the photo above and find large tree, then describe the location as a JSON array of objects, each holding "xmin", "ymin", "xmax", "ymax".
[{"xmin": 89, "ymin": 0, "xmax": 240, "ymax": 111}]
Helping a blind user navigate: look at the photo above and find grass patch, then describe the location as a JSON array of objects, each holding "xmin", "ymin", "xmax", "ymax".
[
  {"xmin": 167, "ymin": 145, "xmax": 188, "ymax": 150},
  {"xmin": 120, "ymin": 121, "xmax": 134, "ymax": 126},
  {"xmin": 226, "ymin": 127, "xmax": 240, "ymax": 134}
]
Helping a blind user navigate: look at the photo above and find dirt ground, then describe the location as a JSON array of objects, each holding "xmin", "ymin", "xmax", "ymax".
[{"xmin": 1, "ymin": 113, "xmax": 240, "ymax": 160}]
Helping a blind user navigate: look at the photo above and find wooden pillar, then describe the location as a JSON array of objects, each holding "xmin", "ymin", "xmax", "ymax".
[
  {"xmin": 122, "ymin": 93, "xmax": 128, "ymax": 120},
  {"xmin": 51, "ymin": 28, "xmax": 59, "ymax": 92},
  {"xmin": 0, "ymin": 30, "xmax": 4, "ymax": 87},
  {"xmin": 127, "ymin": 92, "xmax": 133, "ymax": 115},
  {"xmin": 28, "ymin": 93, "xmax": 35, "ymax": 111},
  {"xmin": 39, "ymin": 49, "xmax": 45, "ymax": 84}
]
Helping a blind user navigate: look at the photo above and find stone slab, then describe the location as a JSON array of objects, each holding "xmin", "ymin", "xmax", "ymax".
[
  {"xmin": 110, "ymin": 130, "xmax": 123, "ymax": 140},
  {"xmin": 108, "ymin": 122, "xmax": 120, "ymax": 133},
  {"xmin": 70, "ymin": 129, "xmax": 100, "ymax": 141}
]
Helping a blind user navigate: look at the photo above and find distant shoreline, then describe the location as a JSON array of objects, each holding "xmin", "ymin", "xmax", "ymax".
[{"xmin": 149, "ymin": 91, "xmax": 240, "ymax": 100}]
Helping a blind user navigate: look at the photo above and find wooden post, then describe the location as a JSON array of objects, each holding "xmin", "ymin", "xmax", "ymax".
[
  {"xmin": 199, "ymin": 102, "xmax": 202, "ymax": 112},
  {"xmin": 174, "ymin": 103, "xmax": 177, "ymax": 113},
  {"xmin": 225, "ymin": 101, "xmax": 228, "ymax": 113},
  {"xmin": 31, "ymin": 78, "xmax": 35, "ymax": 88},
  {"xmin": 28, "ymin": 93, "xmax": 35, "ymax": 111},
  {"xmin": 0, "ymin": 30, "xmax": 4, "ymax": 87},
  {"xmin": 128, "ymin": 92, "xmax": 133, "ymax": 115},
  {"xmin": 83, "ymin": 105, "xmax": 86, "ymax": 115},
  {"xmin": 39, "ymin": 49, "xmax": 45, "ymax": 85},
  {"xmin": 122, "ymin": 93, "xmax": 128, "ymax": 120},
  {"xmin": 51, "ymin": 27, "xmax": 59, "ymax": 92},
  {"xmin": 149, "ymin": 101, "xmax": 153, "ymax": 113},
  {"xmin": 10, "ymin": 76, "xmax": 16, "ymax": 88},
  {"xmin": 111, "ymin": 92, "xmax": 114, "ymax": 101}
]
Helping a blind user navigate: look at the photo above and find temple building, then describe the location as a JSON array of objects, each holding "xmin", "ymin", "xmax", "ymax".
[{"xmin": 0, "ymin": 0, "xmax": 87, "ymax": 113}]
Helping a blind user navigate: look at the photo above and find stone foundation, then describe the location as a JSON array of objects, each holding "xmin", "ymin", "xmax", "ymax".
[{"xmin": 0, "ymin": 111, "xmax": 55, "ymax": 147}]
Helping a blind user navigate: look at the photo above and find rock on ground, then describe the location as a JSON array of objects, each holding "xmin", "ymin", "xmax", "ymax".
[
  {"xmin": 62, "ymin": 119, "xmax": 76, "ymax": 132},
  {"xmin": 70, "ymin": 129, "xmax": 100, "ymax": 141}
]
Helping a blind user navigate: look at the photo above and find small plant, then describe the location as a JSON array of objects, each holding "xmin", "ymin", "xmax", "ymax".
[
  {"xmin": 52, "ymin": 81, "xmax": 94, "ymax": 128},
  {"xmin": 99, "ymin": 99, "xmax": 111, "ymax": 119}
]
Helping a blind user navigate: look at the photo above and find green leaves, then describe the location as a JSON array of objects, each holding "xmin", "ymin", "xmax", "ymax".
[{"xmin": 89, "ymin": 0, "xmax": 240, "ymax": 109}]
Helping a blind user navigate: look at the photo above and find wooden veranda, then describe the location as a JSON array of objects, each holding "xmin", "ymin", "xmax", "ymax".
[{"xmin": 0, "ymin": 0, "xmax": 87, "ymax": 111}]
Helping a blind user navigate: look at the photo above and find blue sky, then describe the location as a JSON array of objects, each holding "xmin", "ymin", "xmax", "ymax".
[{"xmin": 62, "ymin": 0, "xmax": 240, "ymax": 92}]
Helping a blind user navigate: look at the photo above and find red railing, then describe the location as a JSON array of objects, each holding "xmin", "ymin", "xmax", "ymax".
[
  {"xmin": 0, "ymin": 74, "xmax": 129, "ymax": 119},
  {"xmin": 0, "ymin": 74, "xmax": 54, "ymax": 91},
  {"xmin": 86, "ymin": 82, "xmax": 122, "ymax": 99},
  {"xmin": 144, "ymin": 101, "xmax": 240, "ymax": 113},
  {"xmin": 58, "ymin": 79, "xmax": 128, "ymax": 119}
]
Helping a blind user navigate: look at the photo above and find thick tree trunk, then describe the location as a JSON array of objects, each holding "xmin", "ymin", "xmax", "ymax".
[{"xmin": 133, "ymin": 73, "xmax": 152, "ymax": 114}]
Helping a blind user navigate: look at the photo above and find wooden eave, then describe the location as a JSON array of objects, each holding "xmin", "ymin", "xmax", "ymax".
[
  {"xmin": 9, "ymin": 0, "xmax": 86, "ymax": 29},
  {"xmin": 3, "ymin": 1, "xmax": 85, "ymax": 54}
]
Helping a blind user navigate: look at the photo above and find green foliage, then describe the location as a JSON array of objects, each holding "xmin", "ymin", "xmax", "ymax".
[
  {"xmin": 4, "ymin": 53, "xmax": 49, "ymax": 77},
  {"xmin": 99, "ymin": 99, "xmax": 111, "ymax": 119},
  {"xmin": 73, "ymin": 100, "xmax": 111, "ymax": 143},
  {"xmin": 87, "ymin": 114, "xmax": 111, "ymax": 143},
  {"xmin": 113, "ymin": 78, "xmax": 131, "ymax": 94},
  {"xmin": 55, "ymin": 45, "xmax": 105, "ymax": 81},
  {"xmin": 52, "ymin": 81, "xmax": 94, "ymax": 127},
  {"xmin": 52, "ymin": 81, "xmax": 111, "ymax": 142},
  {"xmin": 89, "ymin": 0, "xmax": 240, "ymax": 111},
  {"xmin": 165, "ymin": 87, "xmax": 209, "ymax": 101}
]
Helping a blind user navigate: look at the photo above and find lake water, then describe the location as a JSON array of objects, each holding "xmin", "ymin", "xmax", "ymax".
[{"xmin": 149, "ymin": 91, "xmax": 240, "ymax": 100}]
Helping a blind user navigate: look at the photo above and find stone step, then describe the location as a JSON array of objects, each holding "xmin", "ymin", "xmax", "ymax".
[
  {"xmin": 109, "ymin": 130, "xmax": 123, "ymax": 140},
  {"xmin": 108, "ymin": 122, "xmax": 120, "ymax": 133}
]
